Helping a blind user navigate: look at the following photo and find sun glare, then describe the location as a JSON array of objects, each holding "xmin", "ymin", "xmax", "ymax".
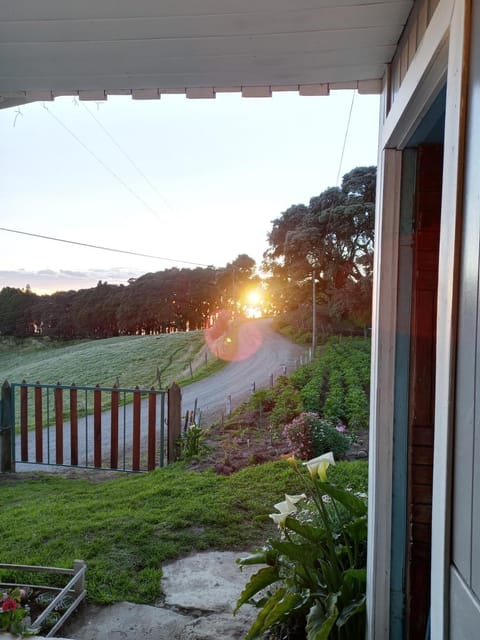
[{"xmin": 243, "ymin": 288, "xmax": 263, "ymax": 318}]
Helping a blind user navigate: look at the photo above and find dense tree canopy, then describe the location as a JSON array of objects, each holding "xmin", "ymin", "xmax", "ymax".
[
  {"xmin": 263, "ymin": 166, "xmax": 376, "ymax": 330},
  {"xmin": 0, "ymin": 257, "xmax": 257, "ymax": 339}
]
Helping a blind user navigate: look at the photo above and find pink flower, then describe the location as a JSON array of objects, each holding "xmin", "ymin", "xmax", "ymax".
[
  {"xmin": 1, "ymin": 592, "xmax": 8, "ymax": 602},
  {"xmin": 19, "ymin": 588, "xmax": 26, "ymax": 599},
  {"xmin": 336, "ymin": 424, "xmax": 347, "ymax": 433}
]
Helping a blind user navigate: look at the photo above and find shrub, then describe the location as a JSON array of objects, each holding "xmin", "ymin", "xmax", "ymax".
[
  {"xmin": 282, "ymin": 412, "xmax": 316, "ymax": 460},
  {"xmin": 283, "ymin": 412, "xmax": 351, "ymax": 461},
  {"xmin": 247, "ymin": 387, "xmax": 277, "ymax": 412},
  {"xmin": 311, "ymin": 418, "xmax": 351, "ymax": 459}
]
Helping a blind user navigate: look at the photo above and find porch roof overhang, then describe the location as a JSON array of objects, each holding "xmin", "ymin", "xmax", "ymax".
[{"xmin": 0, "ymin": 0, "xmax": 413, "ymax": 109}]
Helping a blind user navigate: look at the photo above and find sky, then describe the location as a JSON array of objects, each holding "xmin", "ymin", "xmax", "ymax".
[{"xmin": 0, "ymin": 90, "xmax": 380, "ymax": 295}]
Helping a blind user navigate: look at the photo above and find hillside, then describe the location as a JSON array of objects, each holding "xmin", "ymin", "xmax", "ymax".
[{"xmin": 0, "ymin": 331, "xmax": 218, "ymax": 390}]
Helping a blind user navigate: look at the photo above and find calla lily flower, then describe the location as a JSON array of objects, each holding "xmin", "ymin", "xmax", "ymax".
[
  {"xmin": 269, "ymin": 511, "xmax": 291, "ymax": 528},
  {"xmin": 285, "ymin": 493, "xmax": 307, "ymax": 509},
  {"xmin": 304, "ymin": 452, "xmax": 335, "ymax": 480},
  {"xmin": 270, "ymin": 493, "xmax": 306, "ymax": 529}
]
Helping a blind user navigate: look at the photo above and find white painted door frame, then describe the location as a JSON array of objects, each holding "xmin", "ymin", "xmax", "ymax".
[{"xmin": 366, "ymin": 0, "xmax": 468, "ymax": 637}]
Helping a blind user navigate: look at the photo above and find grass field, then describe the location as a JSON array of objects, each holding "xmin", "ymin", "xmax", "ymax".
[{"xmin": 0, "ymin": 332, "xmax": 226, "ymax": 390}]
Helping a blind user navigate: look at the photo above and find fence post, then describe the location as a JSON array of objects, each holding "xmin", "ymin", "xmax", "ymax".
[
  {"xmin": 73, "ymin": 560, "xmax": 86, "ymax": 598},
  {"xmin": 0, "ymin": 380, "xmax": 14, "ymax": 473},
  {"xmin": 167, "ymin": 383, "xmax": 181, "ymax": 463}
]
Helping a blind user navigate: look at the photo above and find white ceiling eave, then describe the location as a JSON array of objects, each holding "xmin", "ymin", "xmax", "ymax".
[{"xmin": 0, "ymin": 0, "xmax": 414, "ymax": 107}]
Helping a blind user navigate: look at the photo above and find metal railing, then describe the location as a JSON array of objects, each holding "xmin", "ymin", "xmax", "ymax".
[{"xmin": 0, "ymin": 560, "xmax": 86, "ymax": 638}]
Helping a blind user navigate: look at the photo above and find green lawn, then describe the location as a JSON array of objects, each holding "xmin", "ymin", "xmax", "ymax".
[{"xmin": 0, "ymin": 460, "xmax": 368, "ymax": 605}]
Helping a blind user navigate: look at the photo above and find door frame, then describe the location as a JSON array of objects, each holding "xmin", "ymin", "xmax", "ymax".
[{"xmin": 366, "ymin": 0, "xmax": 469, "ymax": 637}]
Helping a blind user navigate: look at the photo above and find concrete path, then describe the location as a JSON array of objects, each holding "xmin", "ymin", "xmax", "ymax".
[{"xmin": 60, "ymin": 551, "xmax": 262, "ymax": 640}]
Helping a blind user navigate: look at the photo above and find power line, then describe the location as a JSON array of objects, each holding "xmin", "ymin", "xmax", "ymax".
[
  {"xmin": 336, "ymin": 90, "xmax": 356, "ymax": 186},
  {"xmin": 79, "ymin": 100, "xmax": 176, "ymax": 214},
  {"xmin": 42, "ymin": 103, "xmax": 166, "ymax": 223},
  {"xmin": 0, "ymin": 226, "xmax": 214, "ymax": 268}
]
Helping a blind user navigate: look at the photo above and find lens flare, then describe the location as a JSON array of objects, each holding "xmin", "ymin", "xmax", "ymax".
[{"xmin": 205, "ymin": 312, "xmax": 263, "ymax": 361}]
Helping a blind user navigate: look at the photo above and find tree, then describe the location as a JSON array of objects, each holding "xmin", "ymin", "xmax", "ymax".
[
  {"xmin": 263, "ymin": 166, "xmax": 376, "ymax": 329},
  {"xmin": 0, "ymin": 287, "xmax": 37, "ymax": 336}
]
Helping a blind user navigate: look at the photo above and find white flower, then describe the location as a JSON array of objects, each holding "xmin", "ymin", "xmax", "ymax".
[
  {"xmin": 269, "ymin": 493, "xmax": 305, "ymax": 529},
  {"xmin": 285, "ymin": 493, "xmax": 306, "ymax": 509},
  {"xmin": 304, "ymin": 452, "xmax": 335, "ymax": 480}
]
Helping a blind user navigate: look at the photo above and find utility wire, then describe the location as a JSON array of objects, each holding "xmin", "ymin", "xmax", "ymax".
[
  {"xmin": 79, "ymin": 100, "xmax": 176, "ymax": 214},
  {"xmin": 42, "ymin": 103, "xmax": 165, "ymax": 223},
  {"xmin": 336, "ymin": 90, "xmax": 356, "ymax": 186},
  {"xmin": 0, "ymin": 226, "xmax": 214, "ymax": 268}
]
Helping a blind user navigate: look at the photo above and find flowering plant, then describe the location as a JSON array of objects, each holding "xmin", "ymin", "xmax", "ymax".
[
  {"xmin": 235, "ymin": 452, "xmax": 367, "ymax": 639},
  {"xmin": 282, "ymin": 413, "xmax": 351, "ymax": 461},
  {"xmin": 0, "ymin": 588, "xmax": 34, "ymax": 637}
]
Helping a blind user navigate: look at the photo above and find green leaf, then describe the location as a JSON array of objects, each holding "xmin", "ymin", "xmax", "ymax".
[
  {"xmin": 336, "ymin": 594, "xmax": 366, "ymax": 627},
  {"xmin": 263, "ymin": 591, "xmax": 306, "ymax": 629},
  {"xmin": 285, "ymin": 517, "xmax": 329, "ymax": 544},
  {"xmin": 306, "ymin": 597, "xmax": 339, "ymax": 640},
  {"xmin": 343, "ymin": 516, "xmax": 368, "ymax": 543},
  {"xmin": 237, "ymin": 547, "xmax": 278, "ymax": 567},
  {"xmin": 234, "ymin": 566, "xmax": 281, "ymax": 613},
  {"xmin": 270, "ymin": 538, "xmax": 318, "ymax": 565},
  {"xmin": 316, "ymin": 482, "xmax": 367, "ymax": 516},
  {"xmin": 244, "ymin": 588, "xmax": 286, "ymax": 640}
]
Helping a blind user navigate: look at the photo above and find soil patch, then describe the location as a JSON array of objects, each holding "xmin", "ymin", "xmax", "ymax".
[{"xmin": 186, "ymin": 408, "xmax": 369, "ymax": 475}]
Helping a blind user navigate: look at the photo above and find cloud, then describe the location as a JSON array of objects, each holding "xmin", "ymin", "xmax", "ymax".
[
  {"xmin": 37, "ymin": 269, "xmax": 57, "ymax": 276},
  {"xmin": 0, "ymin": 268, "xmax": 144, "ymax": 295}
]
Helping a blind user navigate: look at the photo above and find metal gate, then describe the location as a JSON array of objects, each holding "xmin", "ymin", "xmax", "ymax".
[{"xmin": 0, "ymin": 380, "xmax": 174, "ymax": 472}]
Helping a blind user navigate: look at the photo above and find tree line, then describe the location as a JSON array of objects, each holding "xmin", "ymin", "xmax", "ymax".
[{"xmin": 0, "ymin": 166, "xmax": 376, "ymax": 340}]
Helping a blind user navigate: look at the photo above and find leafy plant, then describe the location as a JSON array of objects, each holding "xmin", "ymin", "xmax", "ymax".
[
  {"xmin": 283, "ymin": 413, "xmax": 351, "ymax": 461},
  {"xmin": 178, "ymin": 423, "xmax": 209, "ymax": 459},
  {"xmin": 268, "ymin": 377, "xmax": 303, "ymax": 432},
  {"xmin": 300, "ymin": 337, "xmax": 370, "ymax": 432},
  {"xmin": 311, "ymin": 419, "xmax": 351, "ymax": 460},
  {"xmin": 235, "ymin": 453, "xmax": 367, "ymax": 639},
  {"xmin": 0, "ymin": 588, "xmax": 34, "ymax": 636}
]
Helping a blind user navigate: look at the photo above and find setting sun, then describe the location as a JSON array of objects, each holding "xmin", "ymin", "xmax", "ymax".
[{"xmin": 243, "ymin": 288, "xmax": 263, "ymax": 318}]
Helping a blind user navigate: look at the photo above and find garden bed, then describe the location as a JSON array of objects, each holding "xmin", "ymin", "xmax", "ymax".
[{"xmin": 0, "ymin": 561, "xmax": 86, "ymax": 637}]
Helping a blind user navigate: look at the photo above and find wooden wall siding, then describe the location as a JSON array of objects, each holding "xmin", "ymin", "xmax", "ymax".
[
  {"xmin": 406, "ymin": 144, "xmax": 442, "ymax": 639},
  {"xmin": 389, "ymin": 0, "xmax": 440, "ymax": 110}
]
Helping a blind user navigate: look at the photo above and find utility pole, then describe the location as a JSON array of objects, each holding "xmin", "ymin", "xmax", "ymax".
[{"xmin": 312, "ymin": 270, "xmax": 317, "ymax": 356}]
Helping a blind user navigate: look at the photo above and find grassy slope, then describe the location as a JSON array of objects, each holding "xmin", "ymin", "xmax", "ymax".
[
  {"xmin": 0, "ymin": 332, "xmax": 225, "ymax": 390},
  {"xmin": 0, "ymin": 460, "xmax": 367, "ymax": 605}
]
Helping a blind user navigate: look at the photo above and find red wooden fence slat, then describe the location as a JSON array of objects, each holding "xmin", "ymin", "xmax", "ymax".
[
  {"xmin": 55, "ymin": 385, "xmax": 63, "ymax": 464},
  {"xmin": 94, "ymin": 385, "xmax": 102, "ymax": 468},
  {"xmin": 132, "ymin": 387, "xmax": 141, "ymax": 471},
  {"xmin": 70, "ymin": 386, "xmax": 78, "ymax": 466},
  {"xmin": 147, "ymin": 388, "xmax": 156, "ymax": 471},
  {"xmin": 34, "ymin": 385, "xmax": 43, "ymax": 463},
  {"xmin": 20, "ymin": 384, "xmax": 28, "ymax": 461},
  {"xmin": 110, "ymin": 386, "xmax": 119, "ymax": 469}
]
